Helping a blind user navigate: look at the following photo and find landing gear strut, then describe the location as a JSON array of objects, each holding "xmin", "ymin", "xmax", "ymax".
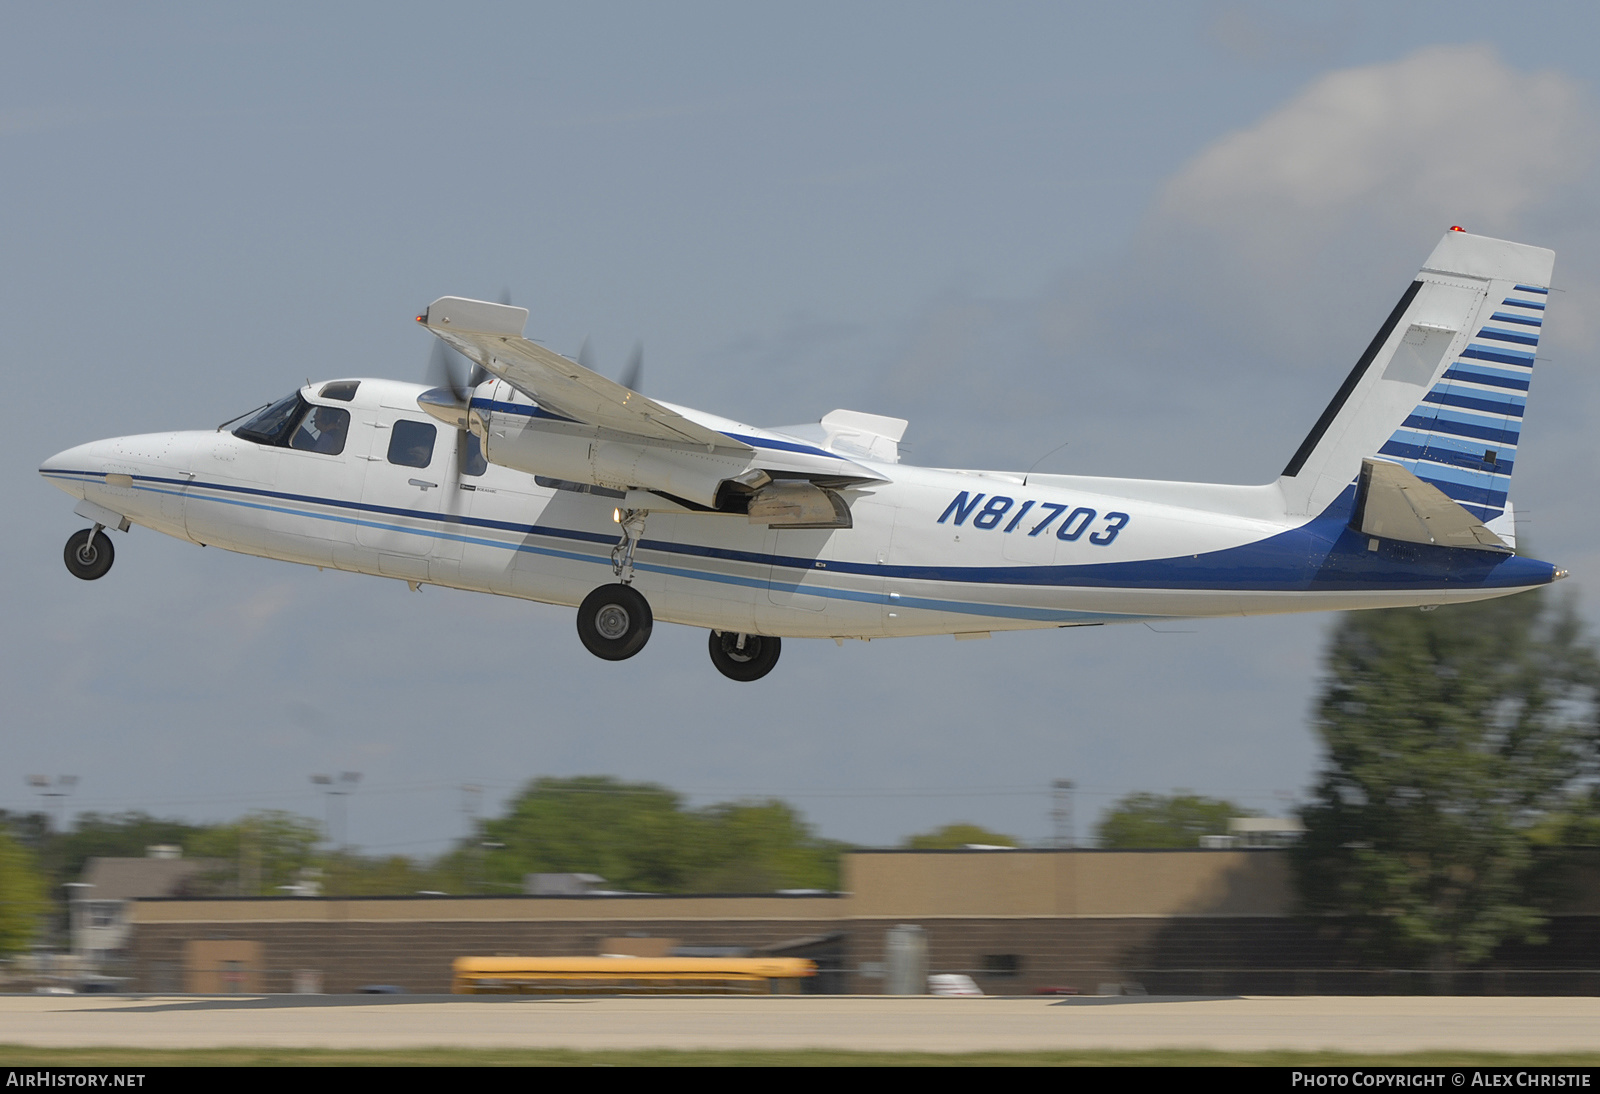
[
  {"xmin": 708, "ymin": 630, "xmax": 781, "ymax": 682},
  {"xmin": 64, "ymin": 527, "xmax": 114, "ymax": 581},
  {"xmin": 610, "ymin": 508, "xmax": 647, "ymax": 584},
  {"xmin": 577, "ymin": 583, "xmax": 653, "ymax": 661}
]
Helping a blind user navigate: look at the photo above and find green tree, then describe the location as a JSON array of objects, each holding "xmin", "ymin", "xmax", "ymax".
[
  {"xmin": 48, "ymin": 811, "xmax": 208, "ymax": 890},
  {"xmin": 1095, "ymin": 792, "xmax": 1251, "ymax": 848},
  {"xmin": 482, "ymin": 776, "xmax": 703, "ymax": 893},
  {"xmin": 902, "ymin": 823, "xmax": 1019, "ymax": 849},
  {"xmin": 688, "ymin": 801, "xmax": 846, "ymax": 892},
  {"xmin": 0, "ymin": 828, "xmax": 48, "ymax": 955},
  {"xmin": 480, "ymin": 776, "xmax": 849, "ymax": 894},
  {"xmin": 1294, "ymin": 592, "xmax": 1599, "ymax": 970},
  {"xmin": 189, "ymin": 811, "xmax": 322, "ymax": 896}
]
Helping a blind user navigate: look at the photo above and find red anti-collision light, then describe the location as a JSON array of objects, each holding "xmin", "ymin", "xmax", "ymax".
[{"xmin": 1449, "ymin": 225, "xmax": 1466, "ymax": 232}]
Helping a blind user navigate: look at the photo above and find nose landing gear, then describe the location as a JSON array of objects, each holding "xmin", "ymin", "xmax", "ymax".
[
  {"xmin": 64, "ymin": 527, "xmax": 115, "ymax": 581},
  {"xmin": 708, "ymin": 630, "xmax": 781, "ymax": 682}
]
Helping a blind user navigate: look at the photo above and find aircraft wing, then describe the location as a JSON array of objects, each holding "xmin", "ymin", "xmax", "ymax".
[{"xmin": 418, "ymin": 296, "xmax": 751, "ymax": 453}]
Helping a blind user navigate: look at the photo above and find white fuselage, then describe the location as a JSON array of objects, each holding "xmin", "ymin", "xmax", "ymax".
[{"xmin": 39, "ymin": 378, "xmax": 1548, "ymax": 642}]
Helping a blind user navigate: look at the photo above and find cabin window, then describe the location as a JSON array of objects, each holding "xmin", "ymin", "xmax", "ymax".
[
  {"xmin": 288, "ymin": 405, "xmax": 350, "ymax": 455},
  {"xmin": 318, "ymin": 380, "xmax": 360, "ymax": 402},
  {"xmin": 233, "ymin": 392, "xmax": 306, "ymax": 447},
  {"xmin": 387, "ymin": 420, "xmax": 436, "ymax": 468}
]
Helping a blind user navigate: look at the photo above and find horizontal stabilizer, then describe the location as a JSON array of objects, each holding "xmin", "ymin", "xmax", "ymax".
[
  {"xmin": 819, "ymin": 409, "xmax": 908, "ymax": 463},
  {"xmin": 1355, "ymin": 458, "xmax": 1511, "ymax": 552}
]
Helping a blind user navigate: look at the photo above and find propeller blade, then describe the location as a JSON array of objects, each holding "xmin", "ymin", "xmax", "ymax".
[
  {"xmin": 619, "ymin": 342, "xmax": 644, "ymax": 393},
  {"xmin": 425, "ymin": 340, "xmax": 472, "ymax": 404},
  {"xmin": 577, "ymin": 336, "xmax": 595, "ymax": 373},
  {"xmin": 446, "ymin": 427, "xmax": 470, "ymax": 512}
]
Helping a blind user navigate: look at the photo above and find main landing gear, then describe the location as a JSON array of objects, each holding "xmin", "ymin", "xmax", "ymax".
[
  {"xmin": 64, "ymin": 527, "xmax": 114, "ymax": 581},
  {"xmin": 576, "ymin": 583, "xmax": 654, "ymax": 661},
  {"xmin": 576, "ymin": 509, "xmax": 780, "ymax": 680},
  {"xmin": 577, "ymin": 507, "xmax": 654, "ymax": 661},
  {"xmin": 708, "ymin": 630, "xmax": 782, "ymax": 682}
]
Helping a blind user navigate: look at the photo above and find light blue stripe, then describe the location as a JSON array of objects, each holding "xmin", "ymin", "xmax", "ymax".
[
  {"xmin": 1420, "ymin": 388, "xmax": 1525, "ymax": 416},
  {"xmin": 1414, "ymin": 405, "xmax": 1525, "ymax": 433},
  {"xmin": 1386, "ymin": 428, "xmax": 1517, "ymax": 458},
  {"xmin": 1392, "ymin": 458, "xmax": 1509, "ymax": 492},
  {"xmin": 172, "ymin": 482, "xmax": 1144, "ymax": 625},
  {"xmin": 1462, "ymin": 343, "xmax": 1536, "ymax": 366}
]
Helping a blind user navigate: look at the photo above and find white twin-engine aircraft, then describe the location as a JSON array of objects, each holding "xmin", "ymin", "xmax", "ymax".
[{"xmin": 41, "ymin": 229, "xmax": 1562, "ymax": 681}]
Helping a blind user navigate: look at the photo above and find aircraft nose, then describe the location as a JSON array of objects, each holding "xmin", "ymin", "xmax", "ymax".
[{"xmin": 39, "ymin": 439, "xmax": 117, "ymax": 495}]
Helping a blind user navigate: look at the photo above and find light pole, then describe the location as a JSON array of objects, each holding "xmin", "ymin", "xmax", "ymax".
[
  {"xmin": 26, "ymin": 774, "xmax": 79, "ymax": 834},
  {"xmin": 309, "ymin": 772, "xmax": 361, "ymax": 848},
  {"xmin": 1052, "ymin": 779, "xmax": 1075, "ymax": 849}
]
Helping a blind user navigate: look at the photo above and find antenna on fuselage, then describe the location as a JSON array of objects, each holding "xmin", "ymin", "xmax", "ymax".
[{"xmin": 1023, "ymin": 438, "xmax": 1072, "ymax": 481}]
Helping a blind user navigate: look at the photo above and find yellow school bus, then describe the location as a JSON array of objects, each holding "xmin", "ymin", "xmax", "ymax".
[{"xmin": 451, "ymin": 955, "xmax": 816, "ymax": 995}]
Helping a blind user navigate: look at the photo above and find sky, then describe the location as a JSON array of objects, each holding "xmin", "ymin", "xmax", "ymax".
[{"xmin": 6, "ymin": 2, "xmax": 1600, "ymax": 858}]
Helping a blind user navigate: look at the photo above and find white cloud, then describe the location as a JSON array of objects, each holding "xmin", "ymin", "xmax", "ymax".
[
  {"xmin": 884, "ymin": 45, "xmax": 1600, "ymax": 483},
  {"xmin": 1155, "ymin": 43, "xmax": 1597, "ymax": 260}
]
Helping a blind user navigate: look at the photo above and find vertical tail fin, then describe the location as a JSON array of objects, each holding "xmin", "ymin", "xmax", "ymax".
[{"xmin": 1279, "ymin": 229, "xmax": 1554, "ymax": 539}]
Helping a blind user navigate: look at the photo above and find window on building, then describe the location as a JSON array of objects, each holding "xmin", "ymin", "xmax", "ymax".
[{"xmin": 981, "ymin": 954, "xmax": 1022, "ymax": 977}]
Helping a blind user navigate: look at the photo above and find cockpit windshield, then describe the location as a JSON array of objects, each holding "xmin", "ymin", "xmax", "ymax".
[
  {"xmin": 233, "ymin": 392, "xmax": 305, "ymax": 446},
  {"xmin": 233, "ymin": 392, "xmax": 350, "ymax": 455}
]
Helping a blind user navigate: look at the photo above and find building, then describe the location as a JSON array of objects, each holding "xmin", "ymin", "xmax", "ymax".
[
  {"xmin": 70, "ymin": 847, "xmax": 228, "ymax": 971},
  {"xmin": 114, "ymin": 848, "xmax": 1600, "ymax": 995}
]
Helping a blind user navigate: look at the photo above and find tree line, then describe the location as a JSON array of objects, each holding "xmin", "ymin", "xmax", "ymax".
[{"xmin": 0, "ymin": 783, "xmax": 1014, "ymax": 953}]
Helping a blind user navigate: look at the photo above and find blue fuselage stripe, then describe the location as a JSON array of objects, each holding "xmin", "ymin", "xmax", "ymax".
[{"xmin": 42, "ymin": 468, "xmax": 1554, "ymax": 595}]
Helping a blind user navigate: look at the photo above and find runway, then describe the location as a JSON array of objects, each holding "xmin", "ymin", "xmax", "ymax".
[{"xmin": 3, "ymin": 995, "xmax": 1598, "ymax": 1055}]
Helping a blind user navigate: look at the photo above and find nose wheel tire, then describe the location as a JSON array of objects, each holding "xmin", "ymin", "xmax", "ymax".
[
  {"xmin": 577, "ymin": 584, "xmax": 653, "ymax": 661},
  {"xmin": 708, "ymin": 631, "xmax": 781, "ymax": 682},
  {"xmin": 64, "ymin": 528, "xmax": 114, "ymax": 581}
]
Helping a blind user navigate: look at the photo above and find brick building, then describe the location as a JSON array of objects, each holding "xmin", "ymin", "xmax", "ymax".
[{"xmin": 123, "ymin": 849, "xmax": 1600, "ymax": 995}]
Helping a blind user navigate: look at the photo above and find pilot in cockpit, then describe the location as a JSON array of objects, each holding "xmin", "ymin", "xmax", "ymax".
[{"xmin": 290, "ymin": 406, "xmax": 349, "ymax": 455}]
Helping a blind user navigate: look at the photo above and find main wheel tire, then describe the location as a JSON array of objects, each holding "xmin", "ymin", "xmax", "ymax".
[
  {"xmin": 576, "ymin": 584, "xmax": 653, "ymax": 661},
  {"xmin": 708, "ymin": 630, "xmax": 781, "ymax": 682},
  {"xmin": 64, "ymin": 529, "xmax": 114, "ymax": 581}
]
